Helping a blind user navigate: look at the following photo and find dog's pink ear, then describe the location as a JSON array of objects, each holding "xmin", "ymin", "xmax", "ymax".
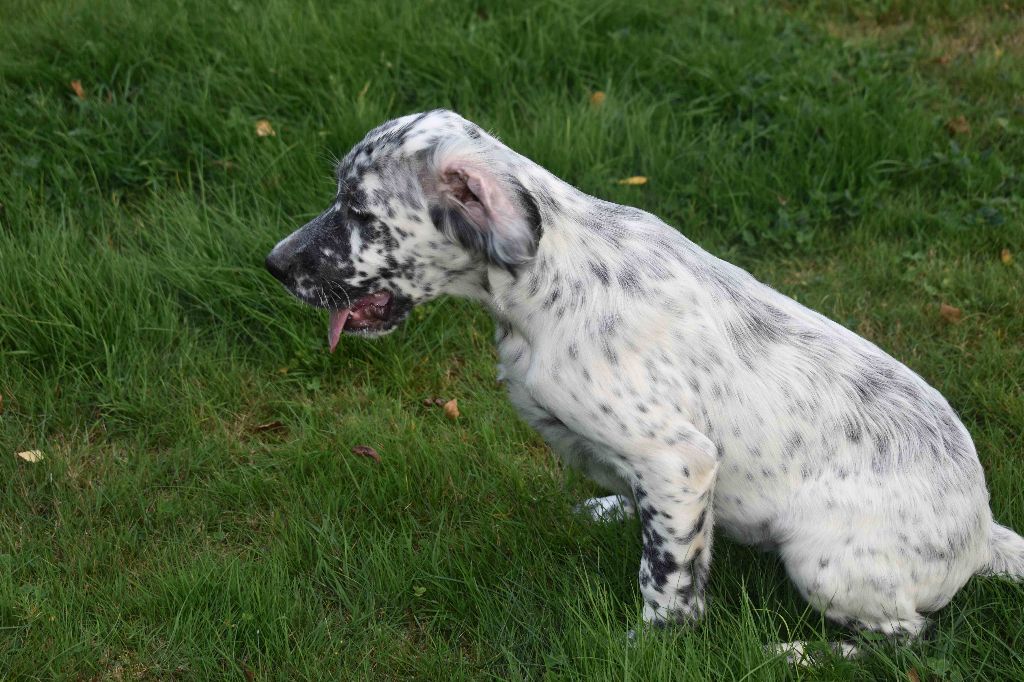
[{"xmin": 430, "ymin": 158, "xmax": 540, "ymax": 271}]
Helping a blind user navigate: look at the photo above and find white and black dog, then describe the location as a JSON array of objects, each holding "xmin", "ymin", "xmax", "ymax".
[{"xmin": 266, "ymin": 109, "xmax": 1023, "ymax": 647}]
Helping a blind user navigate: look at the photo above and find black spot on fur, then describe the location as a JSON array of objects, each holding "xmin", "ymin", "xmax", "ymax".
[
  {"xmin": 678, "ymin": 510, "xmax": 707, "ymax": 544},
  {"xmin": 617, "ymin": 269, "xmax": 644, "ymax": 296},
  {"xmin": 842, "ymin": 416, "xmax": 863, "ymax": 443},
  {"xmin": 589, "ymin": 261, "xmax": 610, "ymax": 286},
  {"xmin": 643, "ymin": 542, "xmax": 679, "ymax": 590},
  {"xmin": 516, "ymin": 182, "xmax": 543, "ymax": 243},
  {"xmin": 527, "ymin": 274, "xmax": 541, "ymax": 297},
  {"xmin": 536, "ymin": 413, "xmax": 567, "ymax": 431},
  {"xmin": 543, "ymin": 287, "xmax": 561, "ymax": 308}
]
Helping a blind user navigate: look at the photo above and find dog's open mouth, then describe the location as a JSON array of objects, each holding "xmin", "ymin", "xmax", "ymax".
[{"xmin": 327, "ymin": 290, "xmax": 394, "ymax": 351}]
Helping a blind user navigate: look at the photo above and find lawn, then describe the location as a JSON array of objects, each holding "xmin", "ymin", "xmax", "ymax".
[{"xmin": 1, "ymin": 0, "xmax": 1023, "ymax": 679}]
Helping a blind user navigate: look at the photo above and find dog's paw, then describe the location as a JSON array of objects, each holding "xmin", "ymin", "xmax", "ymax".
[
  {"xmin": 765, "ymin": 640, "xmax": 861, "ymax": 666},
  {"xmin": 573, "ymin": 495, "xmax": 635, "ymax": 522},
  {"xmin": 642, "ymin": 598, "xmax": 705, "ymax": 628}
]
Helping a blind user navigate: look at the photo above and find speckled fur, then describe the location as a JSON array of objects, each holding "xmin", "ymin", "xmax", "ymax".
[{"xmin": 267, "ymin": 110, "xmax": 1024, "ymax": 637}]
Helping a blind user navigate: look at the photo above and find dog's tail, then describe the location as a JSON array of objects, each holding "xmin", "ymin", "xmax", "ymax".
[{"xmin": 980, "ymin": 522, "xmax": 1024, "ymax": 579}]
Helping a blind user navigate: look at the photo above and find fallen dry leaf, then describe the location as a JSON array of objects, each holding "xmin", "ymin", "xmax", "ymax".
[
  {"xmin": 907, "ymin": 668, "xmax": 920, "ymax": 682},
  {"xmin": 0, "ymin": 393, "xmax": 4, "ymax": 415},
  {"xmin": 939, "ymin": 302, "xmax": 963, "ymax": 324},
  {"xmin": 16, "ymin": 450, "xmax": 44, "ymax": 463},
  {"xmin": 252, "ymin": 420, "xmax": 286, "ymax": 433},
  {"xmin": 443, "ymin": 399, "xmax": 460, "ymax": 420},
  {"xmin": 69, "ymin": 80, "xmax": 86, "ymax": 99},
  {"xmin": 351, "ymin": 445, "xmax": 381, "ymax": 463},
  {"xmin": 589, "ymin": 91, "xmax": 606, "ymax": 107},
  {"xmin": 946, "ymin": 115, "xmax": 970, "ymax": 136},
  {"xmin": 1001, "ymin": 248, "xmax": 1013, "ymax": 265},
  {"xmin": 255, "ymin": 119, "xmax": 276, "ymax": 137},
  {"xmin": 616, "ymin": 176, "xmax": 647, "ymax": 186}
]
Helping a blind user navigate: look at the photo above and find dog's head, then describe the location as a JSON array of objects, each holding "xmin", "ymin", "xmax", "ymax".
[{"xmin": 265, "ymin": 110, "xmax": 541, "ymax": 350}]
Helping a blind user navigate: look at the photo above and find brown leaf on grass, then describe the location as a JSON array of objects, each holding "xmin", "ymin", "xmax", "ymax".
[
  {"xmin": 252, "ymin": 420, "xmax": 286, "ymax": 433},
  {"xmin": 255, "ymin": 119, "xmax": 276, "ymax": 137},
  {"xmin": 1001, "ymin": 248, "xmax": 1013, "ymax": 265},
  {"xmin": 69, "ymin": 80, "xmax": 86, "ymax": 99},
  {"xmin": 906, "ymin": 668, "xmax": 920, "ymax": 682},
  {"xmin": 939, "ymin": 302, "xmax": 963, "ymax": 324},
  {"xmin": 443, "ymin": 399, "xmax": 460, "ymax": 420},
  {"xmin": 16, "ymin": 450, "xmax": 44, "ymax": 463},
  {"xmin": 946, "ymin": 115, "xmax": 970, "ymax": 136},
  {"xmin": 616, "ymin": 176, "xmax": 647, "ymax": 186},
  {"xmin": 589, "ymin": 91, "xmax": 606, "ymax": 107},
  {"xmin": 0, "ymin": 393, "xmax": 4, "ymax": 415},
  {"xmin": 351, "ymin": 445, "xmax": 381, "ymax": 463}
]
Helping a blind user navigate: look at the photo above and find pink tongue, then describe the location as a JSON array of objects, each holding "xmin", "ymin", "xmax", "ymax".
[{"xmin": 328, "ymin": 309, "xmax": 351, "ymax": 353}]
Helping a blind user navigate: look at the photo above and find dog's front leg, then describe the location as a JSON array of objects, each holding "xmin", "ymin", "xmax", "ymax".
[{"xmin": 630, "ymin": 428, "xmax": 719, "ymax": 627}]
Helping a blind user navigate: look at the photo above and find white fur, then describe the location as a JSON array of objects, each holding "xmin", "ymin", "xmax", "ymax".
[{"xmin": 268, "ymin": 110, "xmax": 1024, "ymax": 643}]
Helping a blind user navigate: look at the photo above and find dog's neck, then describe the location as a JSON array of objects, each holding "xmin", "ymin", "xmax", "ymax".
[
  {"xmin": 482, "ymin": 264, "xmax": 534, "ymax": 334},
  {"xmin": 468, "ymin": 166, "xmax": 656, "ymax": 343},
  {"xmin": 480, "ymin": 211, "xmax": 621, "ymax": 343}
]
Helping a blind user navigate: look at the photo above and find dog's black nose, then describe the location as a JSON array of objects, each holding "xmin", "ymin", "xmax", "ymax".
[{"xmin": 265, "ymin": 251, "xmax": 289, "ymax": 283}]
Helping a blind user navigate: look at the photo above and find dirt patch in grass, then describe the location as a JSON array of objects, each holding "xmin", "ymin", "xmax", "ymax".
[{"xmin": 822, "ymin": 11, "xmax": 1024, "ymax": 57}]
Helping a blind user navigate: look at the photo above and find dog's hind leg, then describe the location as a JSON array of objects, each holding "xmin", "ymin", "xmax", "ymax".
[{"xmin": 766, "ymin": 510, "xmax": 943, "ymax": 665}]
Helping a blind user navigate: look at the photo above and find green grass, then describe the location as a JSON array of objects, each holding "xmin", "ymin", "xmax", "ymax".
[{"xmin": 1, "ymin": 0, "xmax": 1023, "ymax": 678}]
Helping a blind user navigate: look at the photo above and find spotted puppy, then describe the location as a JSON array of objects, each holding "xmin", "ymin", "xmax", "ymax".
[{"xmin": 266, "ymin": 109, "xmax": 1023, "ymax": 643}]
